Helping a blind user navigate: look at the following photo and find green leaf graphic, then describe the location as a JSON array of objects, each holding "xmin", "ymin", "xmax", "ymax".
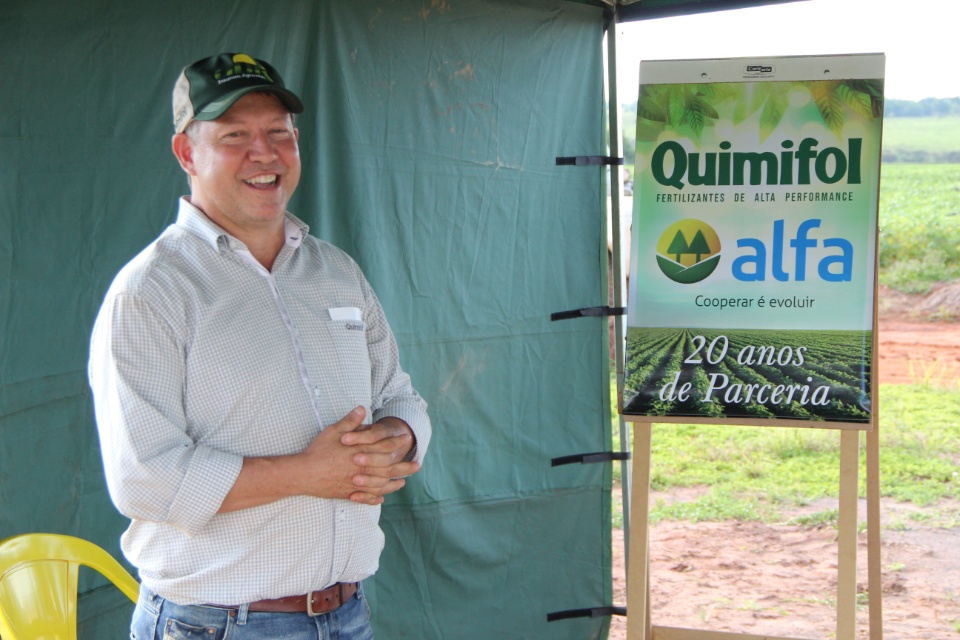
[
  {"xmin": 669, "ymin": 89, "xmax": 688, "ymax": 129},
  {"xmin": 809, "ymin": 80, "xmax": 845, "ymax": 138},
  {"xmin": 639, "ymin": 84, "xmax": 729, "ymax": 142},
  {"xmin": 847, "ymin": 79, "xmax": 885, "ymax": 117},
  {"xmin": 637, "ymin": 94, "xmax": 668, "ymax": 123},
  {"xmin": 758, "ymin": 85, "xmax": 789, "ymax": 142},
  {"xmin": 750, "ymin": 83, "xmax": 774, "ymax": 113},
  {"xmin": 837, "ymin": 82, "xmax": 874, "ymax": 119},
  {"xmin": 696, "ymin": 83, "xmax": 739, "ymax": 104},
  {"xmin": 732, "ymin": 98, "xmax": 751, "ymax": 125},
  {"xmin": 638, "ymin": 77, "xmax": 881, "ymax": 144},
  {"xmin": 695, "ymin": 96, "xmax": 720, "ymax": 120},
  {"xmin": 685, "ymin": 96, "xmax": 720, "ymax": 138}
]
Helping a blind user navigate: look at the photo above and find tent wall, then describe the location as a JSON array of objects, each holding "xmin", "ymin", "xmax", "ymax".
[{"xmin": 0, "ymin": 0, "xmax": 613, "ymax": 637}]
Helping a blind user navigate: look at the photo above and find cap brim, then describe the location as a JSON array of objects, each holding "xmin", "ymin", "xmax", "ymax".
[{"xmin": 194, "ymin": 85, "xmax": 305, "ymax": 121}]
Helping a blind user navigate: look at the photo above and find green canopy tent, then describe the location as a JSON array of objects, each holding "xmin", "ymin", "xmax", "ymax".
[{"xmin": 0, "ymin": 0, "xmax": 796, "ymax": 636}]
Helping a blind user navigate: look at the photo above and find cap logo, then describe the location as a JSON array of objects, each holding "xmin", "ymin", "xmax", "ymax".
[{"xmin": 213, "ymin": 53, "xmax": 274, "ymax": 84}]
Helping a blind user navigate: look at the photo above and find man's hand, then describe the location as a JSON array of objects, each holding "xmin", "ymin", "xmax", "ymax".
[
  {"xmin": 218, "ymin": 407, "xmax": 420, "ymax": 513},
  {"xmin": 340, "ymin": 414, "xmax": 420, "ymax": 504},
  {"xmin": 299, "ymin": 407, "xmax": 420, "ymax": 505}
]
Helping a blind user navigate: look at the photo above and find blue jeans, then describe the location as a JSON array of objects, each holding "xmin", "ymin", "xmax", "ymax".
[{"xmin": 130, "ymin": 585, "xmax": 374, "ymax": 640}]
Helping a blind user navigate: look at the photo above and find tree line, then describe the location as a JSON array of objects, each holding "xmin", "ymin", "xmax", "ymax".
[{"xmin": 884, "ymin": 97, "xmax": 960, "ymax": 117}]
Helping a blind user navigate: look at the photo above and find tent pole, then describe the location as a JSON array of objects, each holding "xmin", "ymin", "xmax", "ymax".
[{"xmin": 604, "ymin": 8, "xmax": 632, "ymax": 579}]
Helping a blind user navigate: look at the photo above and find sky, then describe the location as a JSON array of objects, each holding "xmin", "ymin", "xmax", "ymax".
[{"xmin": 615, "ymin": 0, "xmax": 956, "ymax": 103}]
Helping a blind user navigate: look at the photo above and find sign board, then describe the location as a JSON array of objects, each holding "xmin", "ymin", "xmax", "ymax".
[{"xmin": 623, "ymin": 54, "xmax": 884, "ymax": 428}]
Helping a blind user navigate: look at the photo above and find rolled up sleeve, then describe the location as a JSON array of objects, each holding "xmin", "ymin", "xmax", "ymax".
[
  {"xmin": 90, "ymin": 293, "xmax": 243, "ymax": 536},
  {"xmin": 362, "ymin": 280, "xmax": 431, "ymax": 465}
]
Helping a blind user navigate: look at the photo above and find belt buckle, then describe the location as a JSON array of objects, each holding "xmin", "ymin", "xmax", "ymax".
[
  {"xmin": 307, "ymin": 586, "xmax": 340, "ymax": 617},
  {"xmin": 307, "ymin": 590, "xmax": 324, "ymax": 617}
]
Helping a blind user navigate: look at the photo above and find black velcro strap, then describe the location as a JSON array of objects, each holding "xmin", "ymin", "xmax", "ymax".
[
  {"xmin": 555, "ymin": 156, "xmax": 624, "ymax": 166},
  {"xmin": 547, "ymin": 606, "xmax": 627, "ymax": 622},
  {"xmin": 551, "ymin": 452, "xmax": 631, "ymax": 467},
  {"xmin": 551, "ymin": 306, "xmax": 625, "ymax": 322}
]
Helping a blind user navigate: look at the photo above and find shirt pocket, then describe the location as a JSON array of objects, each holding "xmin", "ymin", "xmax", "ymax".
[{"xmin": 328, "ymin": 318, "xmax": 372, "ymax": 402}]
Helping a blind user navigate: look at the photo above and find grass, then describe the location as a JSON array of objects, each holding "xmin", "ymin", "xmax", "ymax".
[
  {"xmin": 786, "ymin": 509, "xmax": 838, "ymax": 528},
  {"xmin": 878, "ymin": 164, "xmax": 960, "ymax": 293},
  {"xmin": 909, "ymin": 358, "xmax": 960, "ymax": 386},
  {"xmin": 611, "ymin": 381, "xmax": 960, "ymax": 525}
]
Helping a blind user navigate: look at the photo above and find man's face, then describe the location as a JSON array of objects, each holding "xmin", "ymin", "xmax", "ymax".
[{"xmin": 174, "ymin": 92, "xmax": 301, "ymax": 237}]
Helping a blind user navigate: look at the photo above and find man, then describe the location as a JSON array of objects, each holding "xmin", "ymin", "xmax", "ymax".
[{"xmin": 89, "ymin": 52, "xmax": 431, "ymax": 639}]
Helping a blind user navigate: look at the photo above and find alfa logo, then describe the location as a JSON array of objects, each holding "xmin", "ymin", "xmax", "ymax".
[{"xmin": 655, "ymin": 219, "xmax": 721, "ymax": 284}]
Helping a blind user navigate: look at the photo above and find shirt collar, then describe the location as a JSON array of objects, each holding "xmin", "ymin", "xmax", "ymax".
[{"xmin": 175, "ymin": 196, "xmax": 310, "ymax": 253}]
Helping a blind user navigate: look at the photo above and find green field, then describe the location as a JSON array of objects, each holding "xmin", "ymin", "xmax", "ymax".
[
  {"xmin": 624, "ymin": 328, "xmax": 871, "ymax": 423},
  {"xmin": 878, "ymin": 164, "xmax": 960, "ymax": 293},
  {"xmin": 881, "ymin": 115, "xmax": 960, "ymax": 162}
]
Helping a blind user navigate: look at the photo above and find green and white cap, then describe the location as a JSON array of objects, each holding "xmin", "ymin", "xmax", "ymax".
[{"xmin": 172, "ymin": 52, "xmax": 304, "ymax": 133}]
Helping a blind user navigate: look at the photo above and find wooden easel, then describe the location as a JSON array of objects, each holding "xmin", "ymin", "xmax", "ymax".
[
  {"xmin": 619, "ymin": 211, "xmax": 885, "ymax": 639},
  {"xmin": 624, "ymin": 419, "xmax": 882, "ymax": 640}
]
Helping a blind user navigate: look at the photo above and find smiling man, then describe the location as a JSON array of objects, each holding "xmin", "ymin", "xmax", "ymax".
[{"xmin": 89, "ymin": 53, "xmax": 431, "ymax": 639}]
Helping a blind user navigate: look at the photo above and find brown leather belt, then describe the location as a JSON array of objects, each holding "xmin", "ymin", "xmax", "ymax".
[{"xmin": 211, "ymin": 582, "xmax": 359, "ymax": 617}]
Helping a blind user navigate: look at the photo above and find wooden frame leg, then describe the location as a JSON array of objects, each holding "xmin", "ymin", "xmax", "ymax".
[
  {"xmin": 836, "ymin": 430, "xmax": 860, "ymax": 640},
  {"xmin": 627, "ymin": 423, "xmax": 652, "ymax": 640}
]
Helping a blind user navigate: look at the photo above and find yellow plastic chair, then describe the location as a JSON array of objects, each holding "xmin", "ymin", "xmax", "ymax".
[{"xmin": 0, "ymin": 533, "xmax": 139, "ymax": 640}]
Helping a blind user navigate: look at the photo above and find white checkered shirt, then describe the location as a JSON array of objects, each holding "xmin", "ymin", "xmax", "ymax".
[{"xmin": 89, "ymin": 198, "xmax": 431, "ymax": 605}]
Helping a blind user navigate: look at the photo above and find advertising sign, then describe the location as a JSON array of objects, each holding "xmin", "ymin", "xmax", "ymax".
[{"xmin": 624, "ymin": 54, "xmax": 884, "ymax": 427}]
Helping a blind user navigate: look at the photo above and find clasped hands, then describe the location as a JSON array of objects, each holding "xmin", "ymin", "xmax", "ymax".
[
  {"xmin": 300, "ymin": 406, "xmax": 421, "ymax": 506},
  {"xmin": 218, "ymin": 407, "xmax": 420, "ymax": 514}
]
